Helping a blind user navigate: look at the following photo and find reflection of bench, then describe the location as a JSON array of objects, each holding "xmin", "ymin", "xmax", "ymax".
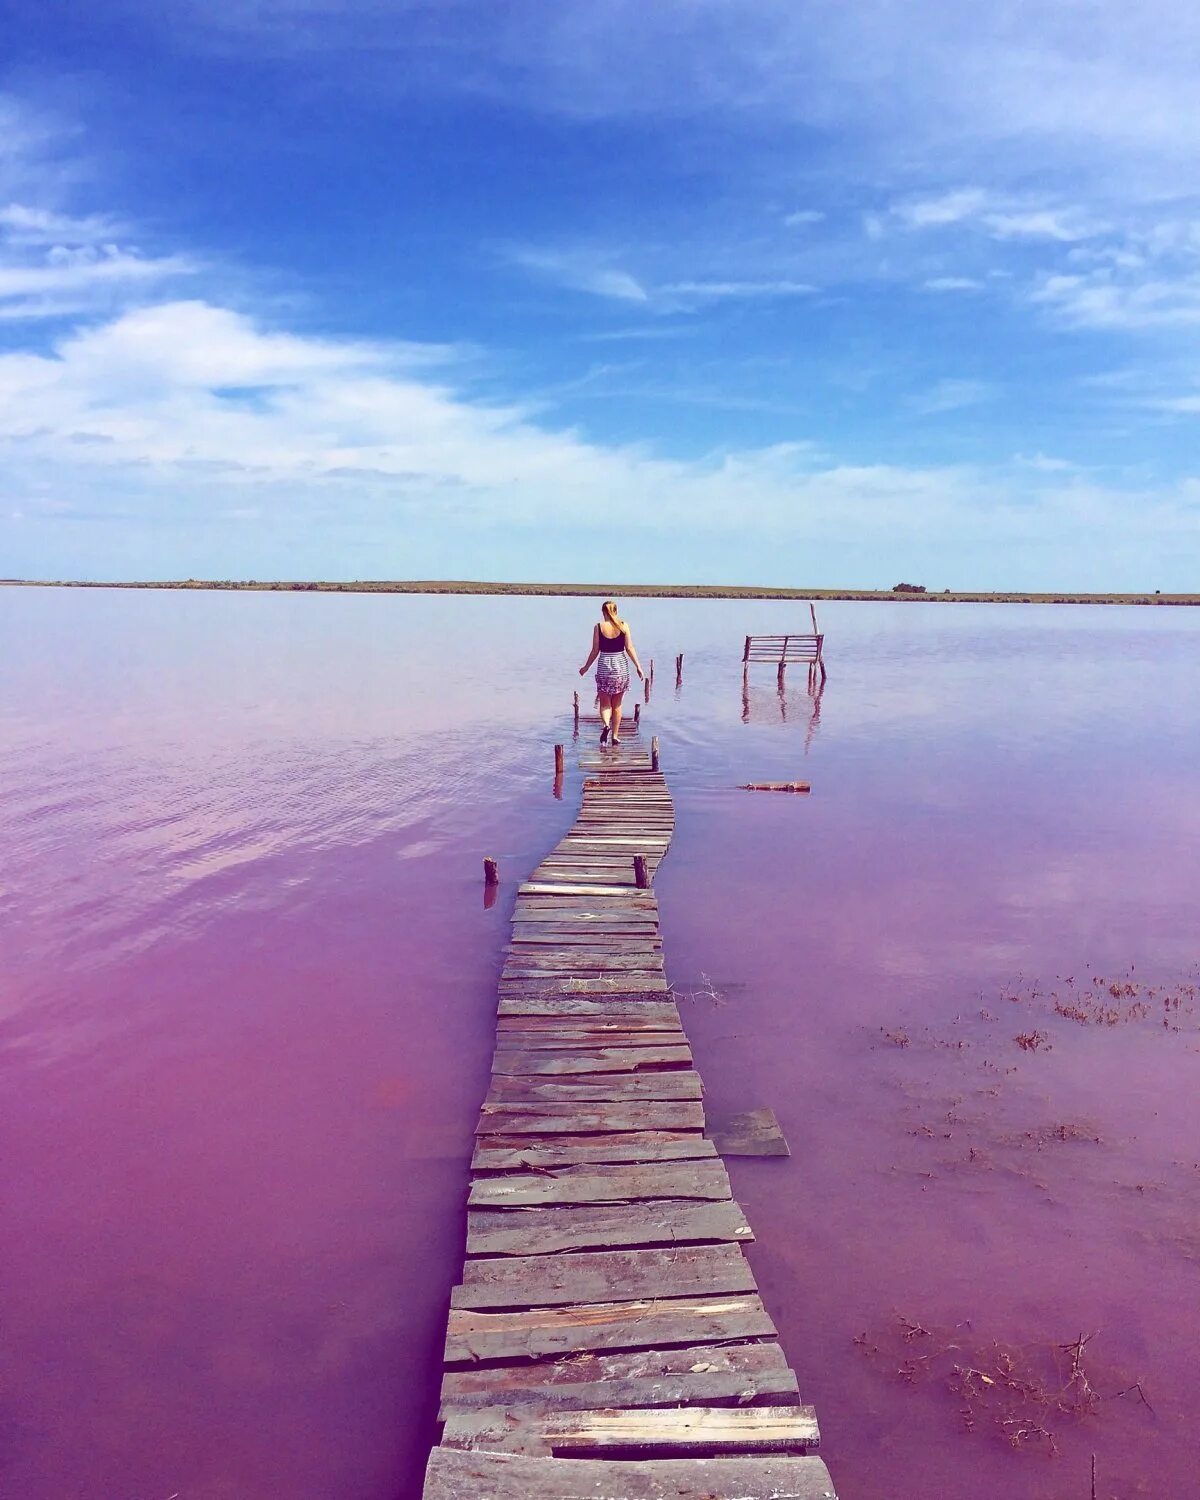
[{"xmin": 743, "ymin": 620, "xmax": 827, "ymax": 685}]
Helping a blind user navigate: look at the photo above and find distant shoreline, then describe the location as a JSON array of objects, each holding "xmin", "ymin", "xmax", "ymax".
[{"xmin": 2, "ymin": 579, "xmax": 1196, "ymax": 605}]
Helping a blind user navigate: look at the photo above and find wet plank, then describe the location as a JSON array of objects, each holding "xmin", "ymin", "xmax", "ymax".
[
  {"xmin": 709, "ymin": 1107, "xmax": 792, "ymax": 1158},
  {"xmin": 467, "ymin": 1160, "xmax": 731, "ymax": 1207},
  {"xmin": 490, "ymin": 1045, "xmax": 692, "ymax": 1075},
  {"xmin": 494, "ymin": 1031, "xmax": 690, "ymax": 1052},
  {"xmin": 439, "ymin": 1340, "xmax": 797, "ymax": 1413},
  {"xmin": 498, "ymin": 976, "xmax": 670, "ymax": 995},
  {"xmin": 440, "ymin": 1403, "xmax": 820, "ymax": 1457},
  {"xmin": 422, "ymin": 1448, "xmax": 840, "ymax": 1500},
  {"xmin": 454, "ymin": 1243, "xmax": 755, "ymax": 1309},
  {"xmin": 484, "ymin": 1072, "xmax": 702, "ymax": 1104},
  {"xmin": 466, "ymin": 1197, "xmax": 752, "ymax": 1255},
  {"xmin": 471, "ymin": 1133, "xmax": 716, "ymax": 1170},
  {"xmin": 444, "ymin": 1291, "xmax": 776, "ymax": 1362},
  {"xmin": 476, "ymin": 1102, "xmax": 706, "ymax": 1134}
]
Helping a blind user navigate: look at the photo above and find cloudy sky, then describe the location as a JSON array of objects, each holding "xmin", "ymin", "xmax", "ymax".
[{"xmin": 2, "ymin": 0, "xmax": 1199, "ymax": 586}]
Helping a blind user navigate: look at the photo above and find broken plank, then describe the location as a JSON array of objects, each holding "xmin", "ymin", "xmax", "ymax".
[
  {"xmin": 444, "ymin": 1291, "xmax": 776, "ymax": 1362},
  {"xmin": 709, "ymin": 1107, "xmax": 792, "ymax": 1158}
]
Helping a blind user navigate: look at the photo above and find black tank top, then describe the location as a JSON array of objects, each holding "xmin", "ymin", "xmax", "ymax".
[{"xmin": 598, "ymin": 628, "xmax": 627, "ymax": 653}]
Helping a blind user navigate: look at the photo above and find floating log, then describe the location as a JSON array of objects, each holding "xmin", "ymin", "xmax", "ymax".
[{"xmin": 739, "ymin": 781, "xmax": 811, "ymax": 793}]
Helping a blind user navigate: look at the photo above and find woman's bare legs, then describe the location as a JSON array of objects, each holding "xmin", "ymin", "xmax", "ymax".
[
  {"xmin": 598, "ymin": 692, "xmax": 613, "ymax": 741},
  {"xmin": 610, "ymin": 690, "xmax": 625, "ymax": 743}
]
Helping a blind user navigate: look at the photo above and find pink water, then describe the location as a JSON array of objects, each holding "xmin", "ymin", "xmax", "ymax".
[{"xmin": 2, "ymin": 589, "xmax": 1198, "ymax": 1500}]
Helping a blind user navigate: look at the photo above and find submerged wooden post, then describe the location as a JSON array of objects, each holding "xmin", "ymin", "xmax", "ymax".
[
  {"xmin": 483, "ymin": 857, "xmax": 499, "ymax": 885},
  {"xmin": 777, "ymin": 661, "xmax": 786, "ymax": 688},
  {"xmin": 675, "ymin": 653, "xmax": 683, "ymax": 684},
  {"xmin": 649, "ymin": 658, "xmax": 655, "ymax": 685},
  {"xmin": 633, "ymin": 854, "xmax": 650, "ymax": 888},
  {"xmin": 633, "ymin": 702, "xmax": 641, "ymax": 726},
  {"xmin": 572, "ymin": 690, "xmax": 580, "ymax": 728},
  {"xmin": 554, "ymin": 743, "xmax": 565, "ymax": 776},
  {"xmin": 651, "ymin": 735, "xmax": 660, "ymax": 772},
  {"xmin": 743, "ymin": 635, "xmax": 751, "ymax": 662}
]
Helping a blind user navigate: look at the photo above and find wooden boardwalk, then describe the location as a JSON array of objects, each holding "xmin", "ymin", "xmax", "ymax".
[{"xmin": 422, "ymin": 724, "xmax": 839, "ymax": 1499}]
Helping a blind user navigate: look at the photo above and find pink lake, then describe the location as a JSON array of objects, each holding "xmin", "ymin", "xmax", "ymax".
[{"xmin": 2, "ymin": 588, "xmax": 1198, "ymax": 1499}]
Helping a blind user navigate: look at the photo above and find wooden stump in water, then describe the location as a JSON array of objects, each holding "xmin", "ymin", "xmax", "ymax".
[
  {"xmin": 554, "ymin": 743, "xmax": 565, "ymax": 776},
  {"xmin": 651, "ymin": 736, "xmax": 660, "ymax": 773},
  {"xmin": 483, "ymin": 857, "xmax": 500, "ymax": 886},
  {"xmin": 633, "ymin": 854, "xmax": 650, "ymax": 889}
]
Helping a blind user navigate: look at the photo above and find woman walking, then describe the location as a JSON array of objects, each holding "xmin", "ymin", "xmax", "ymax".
[{"xmin": 579, "ymin": 599, "xmax": 645, "ymax": 745}]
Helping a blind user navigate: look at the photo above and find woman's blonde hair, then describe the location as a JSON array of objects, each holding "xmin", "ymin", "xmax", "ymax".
[{"xmin": 601, "ymin": 598, "xmax": 626, "ymax": 631}]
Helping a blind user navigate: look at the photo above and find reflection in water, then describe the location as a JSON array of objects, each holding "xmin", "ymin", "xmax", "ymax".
[
  {"xmin": 741, "ymin": 660, "xmax": 825, "ymax": 750},
  {"xmin": 2, "ymin": 590, "xmax": 1199, "ymax": 1500}
]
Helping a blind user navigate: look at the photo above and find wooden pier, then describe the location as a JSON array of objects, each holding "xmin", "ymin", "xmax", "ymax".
[{"xmin": 422, "ymin": 722, "xmax": 839, "ymax": 1499}]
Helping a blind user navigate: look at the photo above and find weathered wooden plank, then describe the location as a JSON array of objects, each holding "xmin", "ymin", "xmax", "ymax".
[
  {"xmin": 445, "ymin": 1291, "xmax": 776, "ymax": 1362},
  {"xmin": 496, "ymin": 996, "xmax": 679, "ymax": 1021},
  {"xmin": 471, "ymin": 1133, "xmax": 717, "ymax": 1170},
  {"xmin": 466, "ymin": 1197, "xmax": 751, "ymax": 1254},
  {"xmin": 518, "ymin": 883, "xmax": 648, "ymax": 898},
  {"xmin": 439, "ymin": 1340, "xmax": 797, "ymax": 1413},
  {"xmin": 503, "ymin": 953, "xmax": 666, "ymax": 973},
  {"xmin": 452, "ymin": 1244, "xmax": 756, "ymax": 1309},
  {"xmin": 441, "ymin": 1403, "xmax": 820, "ymax": 1456},
  {"xmin": 498, "ymin": 976, "xmax": 669, "ymax": 995},
  {"xmin": 494, "ymin": 1031, "xmax": 689, "ymax": 1051},
  {"xmin": 484, "ymin": 1072, "xmax": 701, "ymax": 1104},
  {"xmin": 422, "ymin": 1448, "xmax": 840, "ymax": 1500},
  {"xmin": 476, "ymin": 1102, "xmax": 706, "ymax": 1135},
  {"xmin": 467, "ymin": 1160, "xmax": 730, "ymax": 1207},
  {"xmin": 490, "ymin": 1045, "xmax": 691, "ymax": 1075},
  {"xmin": 507, "ymin": 933, "xmax": 663, "ymax": 948},
  {"xmin": 709, "ymin": 1107, "xmax": 792, "ymax": 1158}
]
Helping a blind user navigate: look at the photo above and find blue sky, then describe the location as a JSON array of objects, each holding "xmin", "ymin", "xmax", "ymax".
[{"xmin": 1, "ymin": 0, "xmax": 1199, "ymax": 587}]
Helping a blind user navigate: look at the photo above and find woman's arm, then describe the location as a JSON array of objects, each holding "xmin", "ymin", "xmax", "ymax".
[
  {"xmin": 624, "ymin": 630, "xmax": 646, "ymax": 680},
  {"xmin": 579, "ymin": 625, "xmax": 601, "ymax": 675}
]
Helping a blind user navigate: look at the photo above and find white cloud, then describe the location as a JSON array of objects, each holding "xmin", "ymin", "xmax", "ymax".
[
  {"xmin": 659, "ymin": 279, "xmax": 815, "ymax": 299},
  {"xmin": 785, "ymin": 209, "xmax": 825, "ymax": 227},
  {"xmin": 894, "ymin": 188, "xmax": 1105, "ymax": 242},
  {"xmin": 3, "ymin": 296, "xmax": 1198, "ymax": 578},
  {"xmin": 507, "ymin": 246, "xmax": 649, "ymax": 303},
  {"xmin": 909, "ymin": 379, "xmax": 994, "ymax": 416},
  {"xmin": 0, "ymin": 103, "xmax": 199, "ymax": 320},
  {"xmin": 0, "ymin": 245, "xmax": 197, "ymax": 306},
  {"xmin": 923, "ymin": 276, "xmax": 984, "ymax": 292},
  {"xmin": 0, "ymin": 203, "xmax": 125, "ymax": 245},
  {"xmin": 1031, "ymin": 270, "xmax": 1200, "ymax": 330}
]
